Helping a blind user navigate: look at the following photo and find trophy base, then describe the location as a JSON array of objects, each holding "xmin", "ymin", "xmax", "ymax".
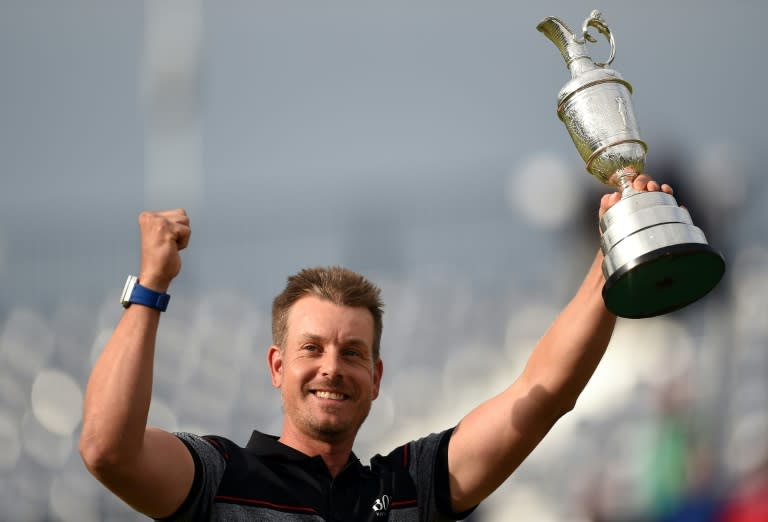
[
  {"xmin": 602, "ymin": 243, "xmax": 725, "ymax": 318},
  {"xmin": 599, "ymin": 191, "xmax": 725, "ymax": 318}
]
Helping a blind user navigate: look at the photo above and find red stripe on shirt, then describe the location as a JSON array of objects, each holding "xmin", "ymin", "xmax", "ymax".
[{"xmin": 215, "ymin": 496, "xmax": 318, "ymax": 514}]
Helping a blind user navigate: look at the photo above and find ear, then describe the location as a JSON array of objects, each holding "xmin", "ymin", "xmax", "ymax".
[
  {"xmin": 372, "ymin": 358, "xmax": 384, "ymax": 400},
  {"xmin": 267, "ymin": 345, "xmax": 284, "ymax": 388}
]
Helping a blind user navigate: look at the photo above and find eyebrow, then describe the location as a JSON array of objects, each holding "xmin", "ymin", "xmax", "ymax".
[{"xmin": 298, "ymin": 333, "xmax": 370, "ymax": 350}]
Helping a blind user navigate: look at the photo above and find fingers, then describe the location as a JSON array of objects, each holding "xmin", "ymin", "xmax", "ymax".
[
  {"xmin": 631, "ymin": 174, "xmax": 654, "ymax": 192},
  {"xmin": 155, "ymin": 208, "xmax": 190, "ymax": 226},
  {"xmin": 172, "ymin": 212, "xmax": 191, "ymax": 250},
  {"xmin": 599, "ymin": 191, "xmax": 621, "ymax": 219},
  {"xmin": 600, "ymin": 173, "xmax": 676, "ymax": 219},
  {"xmin": 631, "ymin": 174, "xmax": 674, "ymax": 195},
  {"xmin": 138, "ymin": 209, "xmax": 191, "ymax": 251}
]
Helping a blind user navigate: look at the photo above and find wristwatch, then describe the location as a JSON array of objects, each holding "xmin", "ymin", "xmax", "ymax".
[{"xmin": 120, "ymin": 275, "xmax": 171, "ymax": 312}]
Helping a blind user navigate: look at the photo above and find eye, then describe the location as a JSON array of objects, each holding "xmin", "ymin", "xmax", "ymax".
[
  {"xmin": 343, "ymin": 347, "xmax": 367, "ymax": 358},
  {"xmin": 302, "ymin": 344, "xmax": 320, "ymax": 353}
]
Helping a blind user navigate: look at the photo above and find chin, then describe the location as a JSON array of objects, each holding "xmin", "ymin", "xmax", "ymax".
[
  {"xmin": 310, "ymin": 425, "xmax": 354, "ymax": 443},
  {"xmin": 310, "ymin": 416, "xmax": 362, "ymax": 441}
]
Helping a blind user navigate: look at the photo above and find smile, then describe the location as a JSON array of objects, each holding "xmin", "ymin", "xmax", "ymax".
[{"xmin": 312, "ymin": 390, "xmax": 348, "ymax": 401}]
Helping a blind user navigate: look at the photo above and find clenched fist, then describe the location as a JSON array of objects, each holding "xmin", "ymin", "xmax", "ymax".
[{"xmin": 137, "ymin": 209, "xmax": 191, "ymax": 292}]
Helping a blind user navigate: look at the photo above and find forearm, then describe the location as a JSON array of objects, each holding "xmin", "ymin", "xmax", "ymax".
[
  {"xmin": 520, "ymin": 250, "xmax": 616, "ymax": 414},
  {"xmin": 80, "ymin": 305, "xmax": 161, "ymax": 468},
  {"xmin": 448, "ymin": 251, "xmax": 616, "ymax": 511},
  {"xmin": 448, "ymin": 179, "xmax": 668, "ymax": 512}
]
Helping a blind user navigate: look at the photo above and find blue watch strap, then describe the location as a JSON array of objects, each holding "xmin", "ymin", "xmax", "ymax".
[{"xmin": 121, "ymin": 275, "xmax": 171, "ymax": 312}]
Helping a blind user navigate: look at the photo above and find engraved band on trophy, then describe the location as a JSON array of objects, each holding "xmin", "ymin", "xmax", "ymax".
[{"xmin": 537, "ymin": 10, "xmax": 725, "ymax": 318}]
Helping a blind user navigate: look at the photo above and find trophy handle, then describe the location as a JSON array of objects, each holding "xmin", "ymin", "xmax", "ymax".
[{"xmin": 582, "ymin": 10, "xmax": 615, "ymax": 67}]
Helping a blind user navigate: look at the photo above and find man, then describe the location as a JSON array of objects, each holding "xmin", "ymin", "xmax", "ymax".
[{"xmin": 80, "ymin": 175, "xmax": 673, "ymax": 520}]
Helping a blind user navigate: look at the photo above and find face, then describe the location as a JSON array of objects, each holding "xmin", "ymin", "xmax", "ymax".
[{"xmin": 268, "ymin": 295, "xmax": 383, "ymax": 444}]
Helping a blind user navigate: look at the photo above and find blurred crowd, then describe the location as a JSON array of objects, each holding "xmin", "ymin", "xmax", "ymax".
[
  {"xmin": 1, "ymin": 236, "xmax": 766, "ymax": 521},
  {"xmin": 1, "ymin": 148, "xmax": 767, "ymax": 521}
]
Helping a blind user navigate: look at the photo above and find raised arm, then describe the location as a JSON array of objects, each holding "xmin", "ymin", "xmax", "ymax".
[
  {"xmin": 79, "ymin": 209, "xmax": 195, "ymax": 519},
  {"xmin": 446, "ymin": 176, "xmax": 672, "ymax": 512}
]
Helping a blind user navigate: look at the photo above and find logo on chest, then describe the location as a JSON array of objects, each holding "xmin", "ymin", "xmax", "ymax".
[{"xmin": 372, "ymin": 494, "xmax": 391, "ymax": 517}]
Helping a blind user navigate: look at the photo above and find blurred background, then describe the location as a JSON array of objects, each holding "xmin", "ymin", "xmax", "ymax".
[{"xmin": 1, "ymin": 1, "xmax": 766, "ymax": 520}]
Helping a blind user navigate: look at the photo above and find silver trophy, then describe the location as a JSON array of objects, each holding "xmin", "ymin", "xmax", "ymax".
[{"xmin": 537, "ymin": 10, "xmax": 724, "ymax": 318}]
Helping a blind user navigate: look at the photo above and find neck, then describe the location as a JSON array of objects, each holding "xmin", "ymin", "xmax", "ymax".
[{"xmin": 278, "ymin": 430, "xmax": 355, "ymax": 477}]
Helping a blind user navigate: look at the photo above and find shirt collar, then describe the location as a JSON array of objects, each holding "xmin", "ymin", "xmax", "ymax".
[{"xmin": 245, "ymin": 430, "xmax": 362, "ymax": 470}]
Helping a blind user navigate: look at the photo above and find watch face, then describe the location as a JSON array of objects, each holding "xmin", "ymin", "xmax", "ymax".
[{"xmin": 121, "ymin": 275, "xmax": 138, "ymax": 307}]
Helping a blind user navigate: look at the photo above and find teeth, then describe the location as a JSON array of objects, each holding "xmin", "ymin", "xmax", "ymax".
[{"xmin": 315, "ymin": 390, "xmax": 345, "ymax": 400}]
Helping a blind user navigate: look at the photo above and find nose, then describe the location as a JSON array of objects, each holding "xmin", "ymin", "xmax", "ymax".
[{"xmin": 319, "ymin": 350, "xmax": 343, "ymax": 380}]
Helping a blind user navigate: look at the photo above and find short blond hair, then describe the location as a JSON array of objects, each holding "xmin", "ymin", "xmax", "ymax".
[{"xmin": 271, "ymin": 266, "xmax": 384, "ymax": 360}]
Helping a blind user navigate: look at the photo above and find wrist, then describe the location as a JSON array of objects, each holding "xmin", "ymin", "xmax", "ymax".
[
  {"xmin": 136, "ymin": 273, "xmax": 172, "ymax": 293},
  {"xmin": 121, "ymin": 276, "xmax": 171, "ymax": 312}
]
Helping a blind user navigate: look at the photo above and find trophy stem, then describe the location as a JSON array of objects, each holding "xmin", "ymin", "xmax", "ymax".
[{"xmin": 615, "ymin": 169, "xmax": 639, "ymax": 198}]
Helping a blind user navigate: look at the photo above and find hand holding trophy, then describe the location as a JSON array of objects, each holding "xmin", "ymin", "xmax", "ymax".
[{"xmin": 537, "ymin": 10, "xmax": 725, "ymax": 318}]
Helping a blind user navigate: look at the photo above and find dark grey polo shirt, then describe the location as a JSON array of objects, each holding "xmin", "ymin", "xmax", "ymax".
[{"xmin": 159, "ymin": 428, "xmax": 475, "ymax": 521}]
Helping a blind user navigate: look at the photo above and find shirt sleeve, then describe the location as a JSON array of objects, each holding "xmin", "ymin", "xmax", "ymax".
[
  {"xmin": 154, "ymin": 432, "xmax": 228, "ymax": 522},
  {"xmin": 408, "ymin": 428, "xmax": 477, "ymax": 521}
]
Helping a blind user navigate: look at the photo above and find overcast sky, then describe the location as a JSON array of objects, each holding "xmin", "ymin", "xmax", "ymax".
[{"xmin": 0, "ymin": 1, "xmax": 765, "ymax": 312}]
